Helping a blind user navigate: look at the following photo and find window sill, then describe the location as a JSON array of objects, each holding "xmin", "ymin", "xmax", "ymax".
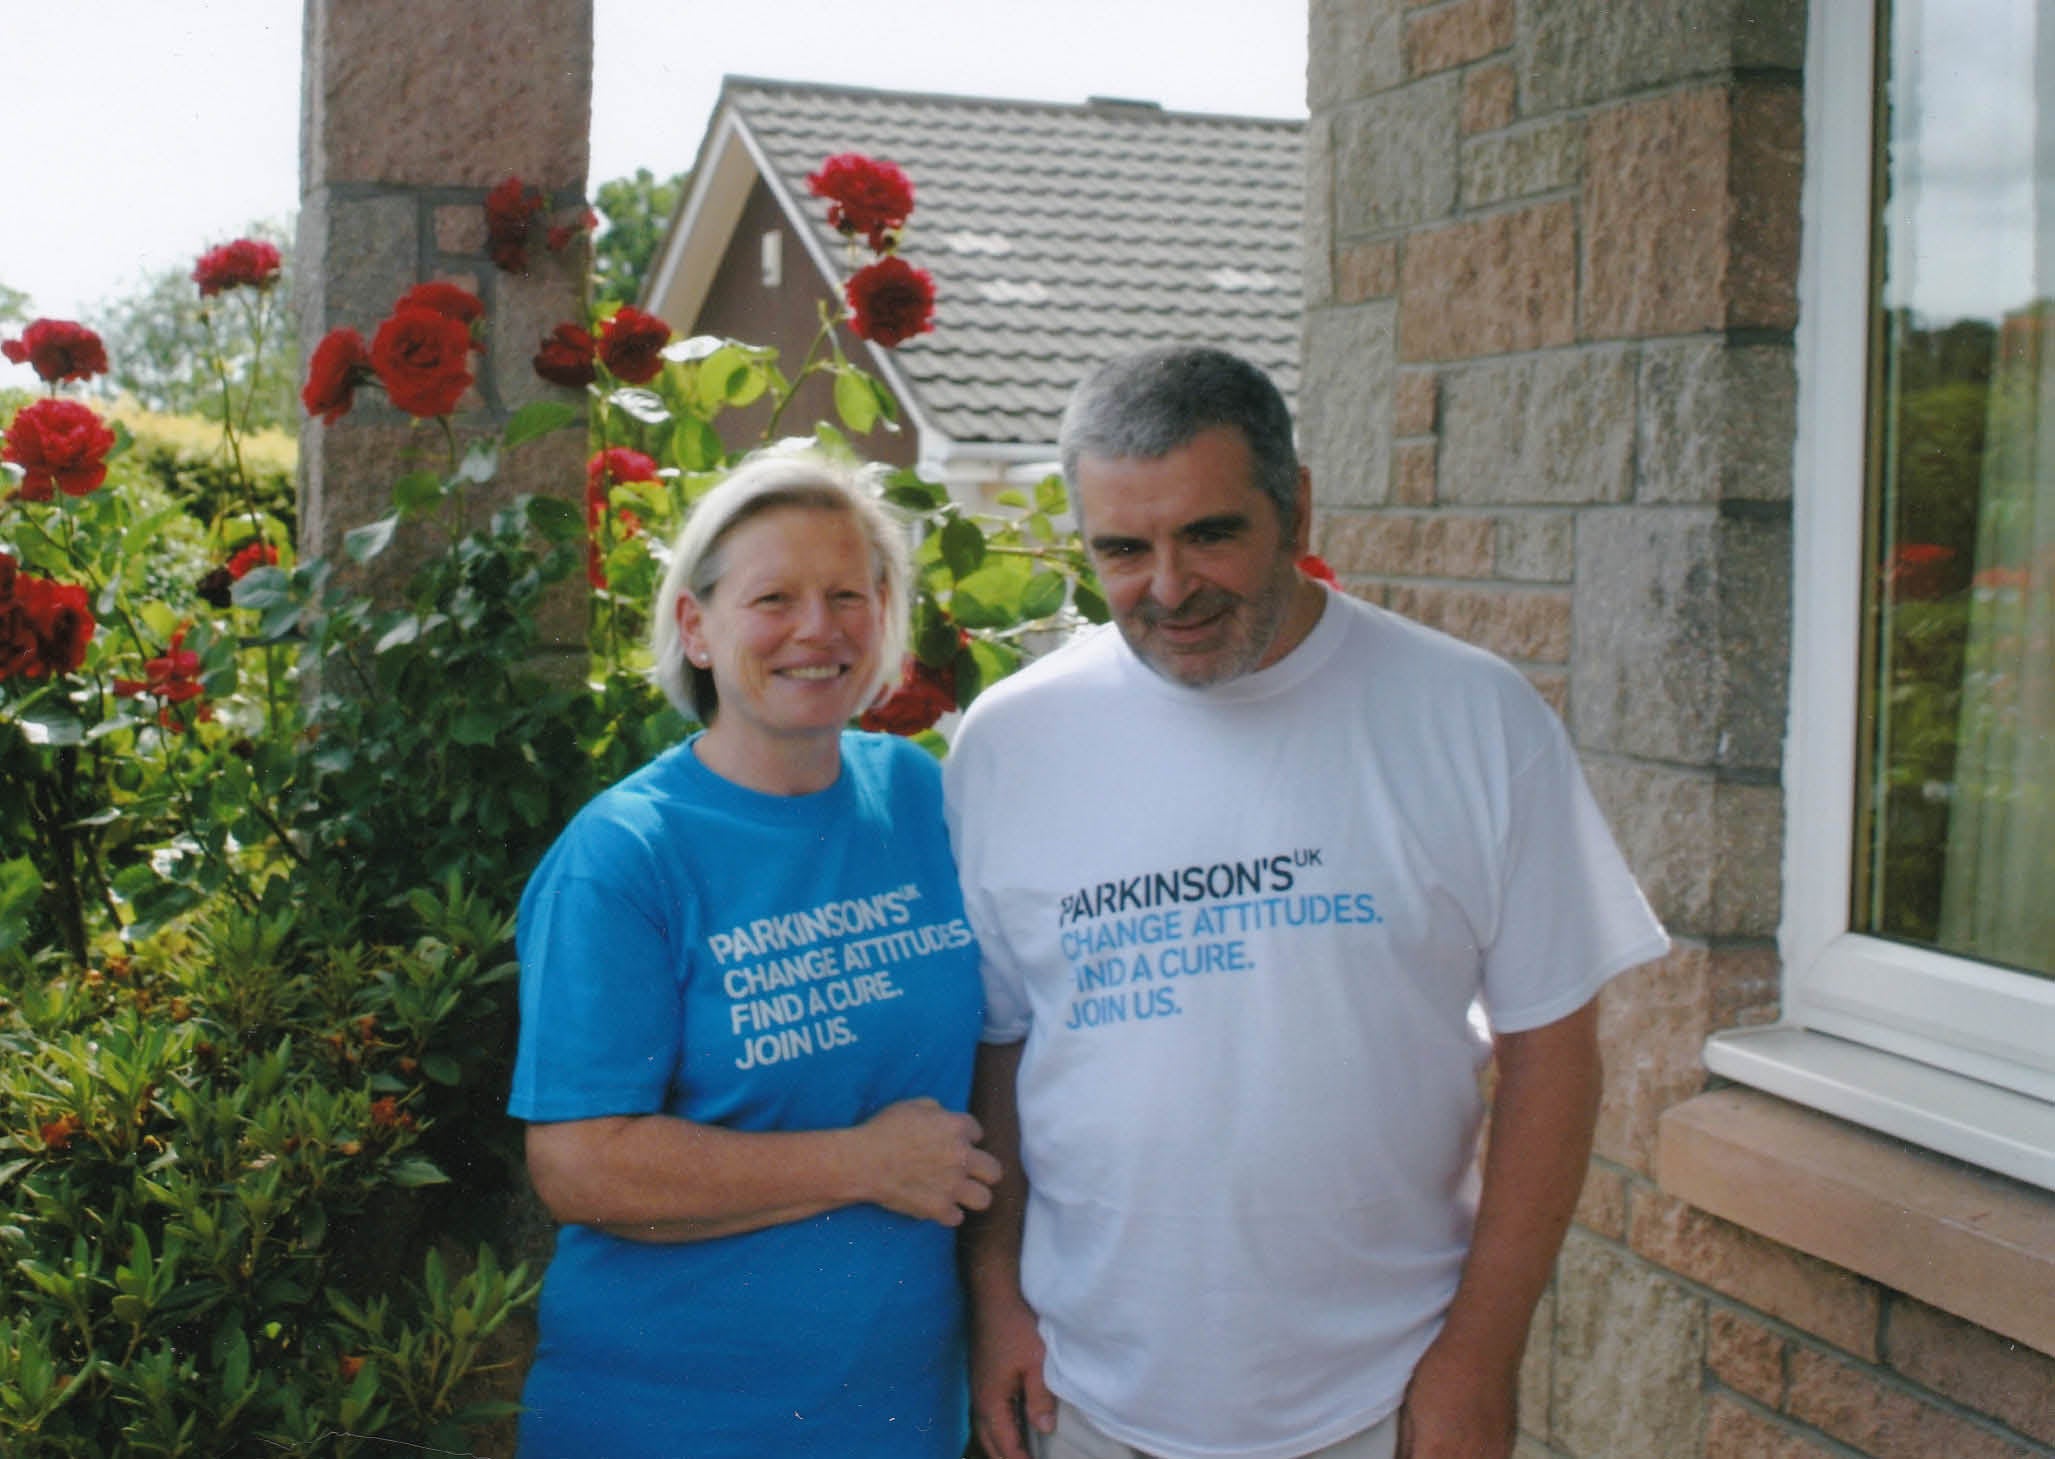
[{"xmin": 1655, "ymin": 1084, "xmax": 2055, "ymax": 1356}]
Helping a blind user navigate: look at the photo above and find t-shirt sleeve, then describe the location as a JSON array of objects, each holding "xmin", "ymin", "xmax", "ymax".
[
  {"xmin": 508, "ymin": 815, "xmax": 689, "ymax": 1122},
  {"xmin": 1480, "ymin": 716, "xmax": 1671, "ymax": 1033},
  {"xmin": 942, "ymin": 723, "xmax": 1032, "ymax": 1044}
]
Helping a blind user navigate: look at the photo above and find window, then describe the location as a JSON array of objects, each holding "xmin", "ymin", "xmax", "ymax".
[{"xmin": 1705, "ymin": 0, "xmax": 2055, "ymax": 1191}]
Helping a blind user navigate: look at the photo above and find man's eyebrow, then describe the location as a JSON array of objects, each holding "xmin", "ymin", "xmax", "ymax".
[{"xmin": 1178, "ymin": 512, "xmax": 1251, "ymax": 538}]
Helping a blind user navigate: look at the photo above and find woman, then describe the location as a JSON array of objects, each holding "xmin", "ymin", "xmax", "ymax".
[{"xmin": 508, "ymin": 452, "xmax": 999, "ymax": 1458}]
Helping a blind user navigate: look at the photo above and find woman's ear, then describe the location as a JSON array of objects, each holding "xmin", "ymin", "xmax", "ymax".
[{"xmin": 675, "ymin": 590, "xmax": 710, "ymax": 668}]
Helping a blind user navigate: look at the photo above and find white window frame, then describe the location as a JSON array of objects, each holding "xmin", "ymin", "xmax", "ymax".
[{"xmin": 1702, "ymin": 0, "xmax": 2055, "ymax": 1192}]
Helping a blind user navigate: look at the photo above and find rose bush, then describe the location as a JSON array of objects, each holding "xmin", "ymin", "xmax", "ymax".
[{"xmin": 1, "ymin": 151, "xmax": 1101, "ymax": 1457}]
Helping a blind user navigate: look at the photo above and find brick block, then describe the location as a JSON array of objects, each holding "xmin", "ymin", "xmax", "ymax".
[
  {"xmin": 1520, "ymin": 0, "xmax": 1734, "ymax": 113},
  {"xmin": 1461, "ymin": 119, "xmax": 1584, "ymax": 209},
  {"xmin": 1628, "ymin": 1188, "xmax": 1882, "ymax": 1357},
  {"xmin": 304, "ymin": 191, "xmax": 421, "ymax": 336},
  {"xmin": 1573, "ymin": 1160, "xmax": 1628, "ymax": 1240},
  {"xmin": 1309, "ymin": 0, "xmax": 1407, "ymax": 110},
  {"xmin": 1306, "ymin": 118, "xmax": 1337, "ymax": 308},
  {"xmin": 1708, "ymin": 1307, "xmax": 1787, "ymax": 1407},
  {"xmin": 1461, "ymin": 62, "xmax": 1518, "ymax": 134},
  {"xmin": 1592, "ymin": 944, "xmax": 1714, "ymax": 1171},
  {"xmin": 1885, "ymin": 1299, "xmax": 2055, "ymax": 1447},
  {"xmin": 1571, "ymin": 507, "xmax": 1720, "ymax": 763},
  {"xmin": 1519, "ymin": 1284, "xmax": 1554, "ymax": 1440},
  {"xmin": 1786, "ymin": 1348, "xmax": 2043, "ymax": 1459},
  {"xmin": 1394, "ymin": 369, "xmax": 1439, "ymax": 436},
  {"xmin": 1525, "ymin": 670, "xmax": 1569, "ymax": 718},
  {"xmin": 1399, "ymin": 201, "xmax": 1577, "ymax": 361},
  {"xmin": 307, "ymin": 0, "xmax": 593, "ymax": 189},
  {"xmin": 1584, "ymin": 760, "xmax": 1718, "ymax": 931},
  {"xmin": 1304, "ymin": 303, "xmax": 1398, "ymax": 507},
  {"xmin": 1437, "ymin": 348, "xmax": 1636, "ymax": 504},
  {"xmin": 1405, "ymin": 0, "xmax": 1514, "ymax": 76},
  {"xmin": 434, "ymin": 202, "xmax": 488, "ymax": 257},
  {"xmin": 1315, "ymin": 512, "xmax": 1494, "ymax": 577},
  {"xmin": 1637, "ymin": 340, "xmax": 1798, "ymax": 505},
  {"xmin": 1335, "ymin": 73, "xmax": 1463, "ymax": 234},
  {"xmin": 1393, "ymin": 440, "xmax": 1438, "ymax": 505},
  {"xmin": 486, "ymin": 240, "xmax": 590, "ymax": 412},
  {"xmin": 1582, "ymin": 88, "xmax": 1731, "ymax": 338},
  {"xmin": 1382, "ymin": 583, "xmax": 1570, "ymax": 661},
  {"xmin": 1336, "ymin": 241, "xmax": 1400, "ymax": 304},
  {"xmin": 1730, "ymin": 82, "xmax": 1803, "ymax": 333},
  {"xmin": 1494, "ymin": 513, "xmax": 1575, "ymax": 582},
  {"xmin": 1552, "ymin": 1231, "xmax": 1707, "ymax": 1457},
  {"xmin": 1705, "ymin": 1396, "xmax": 1841, "ymax": 1459}
]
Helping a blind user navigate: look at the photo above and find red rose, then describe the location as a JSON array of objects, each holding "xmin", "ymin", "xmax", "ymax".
[
  {"xmin": 586, "ymin": 446, "xmax": 659, "ymax": 525},
  {"xmin": 393, "ymin": 282, "xmax": 486, "ymax": 351},
  {"xmin": 807, "ymin": 153, "xmax": 916, "ymax": 251},
  {"xmin": 0, "ymin": 551, "xmax": 15, "ymax": 600},
  {"xmin": 370, "ymin": 308, "xmax": 474, "ymax": 418},
  {"xmin": 301, "ymin": 328, "xmax": 374, "ymax": 424},
  {"xmin": 0, "ymin": 573, "xmax": 95, "ymax": 679},
  {"xmin": 2, "ymin": 319, "xmax": 110, "ymax": 383},
  {"xmin": 227, "ymin": 542, "xmax": 279, "ymax": 579},
  {"xmin": 860, "ymin": 654, "xmax": 958, "ymax": 735},
  {"xmin": 586, "ymin": 539, "xmax": 608, "ymax": 591},
  {"xmin": 1296, "ymin": 554, "xmax": 1339, "ymax": 586},
  {"xmin": 533, "ymin": 323, "xmax": 598, "ymax": 387},
  {"xmin": 547, "ymin": 208, "xmax": 599, "ymax": 253},
  {"xmin": 3, "ymin": 398, "xmax": 117, "ymax": 499},
  {"xmin": 597, "ymin": 307, "xmax": 671, "ymax": 384},
  {"xmin": 845, "ymin": 257, "xmax": 936, "ymax": 348},
  {"xmin": 191, "ymin": 238, "xmax": 283, "ymax": 297},
  {"xmin": 485, "ymin": 175, "xmax": 546, "ymax": 274},
  {"xmin": 114, "ymin": 624, "xmax": 210, "ymax": 729}
]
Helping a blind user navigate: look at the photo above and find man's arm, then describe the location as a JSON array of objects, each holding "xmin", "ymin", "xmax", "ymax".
[
  {"xmin": 961, "ymin": 1039, "xmax": 1057, "ymax": 1459},
  {"xmin": 1398, "ymin": 999, "xmax": 1602, "ymax": 1459}
]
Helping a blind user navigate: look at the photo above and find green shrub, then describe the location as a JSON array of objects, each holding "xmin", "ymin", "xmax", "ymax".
[{"xmin": 0, "ymin": 878, "xmax": 537, "ymax": 1456}]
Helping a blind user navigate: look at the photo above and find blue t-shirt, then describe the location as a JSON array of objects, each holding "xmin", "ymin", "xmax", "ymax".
[{"xmin": 509, "ymin": 732, "xmax": 982, "ymax": 1459}]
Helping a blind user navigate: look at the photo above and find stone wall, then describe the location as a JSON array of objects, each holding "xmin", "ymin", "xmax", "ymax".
[
  {"xmin": 1304, "ymin": 2, "xmax": 2055, "ymax": 1456},
  {"xmin": 297, "ymin": 0, "xmax": 592, "ymax": 649}
]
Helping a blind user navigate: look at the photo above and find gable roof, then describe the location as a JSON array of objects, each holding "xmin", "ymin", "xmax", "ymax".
[{"xmin": 646, "ymin": 77, "xmax": 1305, "ymax": 461}]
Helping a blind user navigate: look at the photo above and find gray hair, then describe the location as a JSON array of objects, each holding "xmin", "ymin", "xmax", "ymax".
[
  {"xmin": 1057, "ymin": 346, "xmax": 1299, "ymax": 532},
  {"xmin": 650, "ymin": 450, "xmax": 911, "ymax": 723}
]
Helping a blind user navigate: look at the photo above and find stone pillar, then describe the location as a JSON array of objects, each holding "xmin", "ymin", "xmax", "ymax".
[
  {"xmin": 1304, "ymin": 1, "xmax": 1805, "ymax": 1454},
  {"xmin": 296, "ymin": 0, "xmax": 592, "ymax": 646}
]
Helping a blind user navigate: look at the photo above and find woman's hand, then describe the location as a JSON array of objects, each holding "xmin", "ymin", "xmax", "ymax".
[{"xmin": 852, "ymin": 1096, "xmax": 1003, "ymax": 1225}]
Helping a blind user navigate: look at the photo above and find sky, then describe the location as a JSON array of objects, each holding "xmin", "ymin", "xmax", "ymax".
[{"xmin": 0, "ymin": 0, "xmax": 1307, "ymax": 389}]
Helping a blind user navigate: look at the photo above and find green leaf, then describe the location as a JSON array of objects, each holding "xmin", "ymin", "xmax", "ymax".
[
  {"xmin": 834, "ymin": 368, "xmax": 880, "ymax": 434},
  {"xmin": 994, "ymin": 488, "xmax": 1030, "ymax": 509},
  {"xmin": 393, "ymin": 470, "xmax": 446, "ymax": 517},
  {"xmin": 526, "ymin": 493, "xmax": 584, "ymax": 543},
  {"xmin": 420, "ymin": 1053, "xmax": 462, "ymax": 1086},
  {"xmin": 673, "ymin": 413, "xmax": 724, "ymax": 472},
  {"xmin": 1021, "ymin": 570, "xmax": 1068, "ymax": 620},
  {"xmin": 388, "ymin": 1157, "xmax": 452, "ymax": 1188},
  {"xmin": 15, "ymin": 702, "xmax": 85, "ymax": 747},
  {"xmin": 448, "ymin": 708, "xmax": 499, "ymax": 746},
  {"xmin": 457, "ymin": 439, "xmax": 500, "ymax": 485},
  {"xmin": 1074, "ymin": 580, "xmax": 1110, "ymax": 624},
  {"xmin": 345, "ymin": 514, "xmax": 400, "ymax": 564},
  {"xmin": 1035, "ymin": 474, "xmax": 1069, "ymax": 516},
  {"xmin": 665, "ymin": 334, "xmax": 729, "ymax": 363},
  {"xmin": 229, "ymin": 564, "xmax": 289, "ymax": 609},
  {"xmin": 882, "ymin": 470, "xmax": 945, "ymax": 511},
  {"xmin": 940, "ymin": 518, "xmax": 986, "ymax": 579},
  {"xmin": 374, "ymin": 617, "xmax": 423, "ymax": 653},
  {"xmin": 607, "ymin": 387, "xmax": 671, "ymax": 425},
  {"xmin": 505, "ymin": 398, "xmax": 583, "ymax": 449}
]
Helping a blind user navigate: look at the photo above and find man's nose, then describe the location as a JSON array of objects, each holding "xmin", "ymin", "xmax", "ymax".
[{"xmin": 1147, "ymin": 544, "xmax": 1194, "ymax": 610}]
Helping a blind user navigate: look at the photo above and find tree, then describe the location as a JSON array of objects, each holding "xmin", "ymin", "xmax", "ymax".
[
  {"xmin": 0, "ymin": 280, "xmax": 29, "ymax": 331},
  {"xmin": 592, "ymin": 168, "xmax": 687, "ymax": 311},
  {"xmin": 94, "ymin": 217, "xmax": 300, "ymax": 432}
]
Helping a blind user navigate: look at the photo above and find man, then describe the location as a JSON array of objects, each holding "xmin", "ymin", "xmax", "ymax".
[{"xmin": 943, "ymin": 346, "xmax": 1667, "ymax": 1459}]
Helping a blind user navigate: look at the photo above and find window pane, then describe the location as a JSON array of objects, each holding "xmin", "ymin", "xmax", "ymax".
[{"xmin": 1860, "ymin": 0, "xmax": 2055, "ymax": 977}]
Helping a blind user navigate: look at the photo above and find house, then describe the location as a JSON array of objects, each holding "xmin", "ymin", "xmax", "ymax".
[
  {"xmin": 292, "ymin": 7, "xmax": 2055, "ymax": 1459},
  {"xmin": 1302, "ymin": 3, "xmax": 2055, "ymax": 1457},
  {"xmin": 641, "ymin": 77, "xmax": 1305, "ymax": 505}
]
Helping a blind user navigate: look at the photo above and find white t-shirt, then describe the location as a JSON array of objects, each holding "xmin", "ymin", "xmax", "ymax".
[{"xmin": 943, "ymin": 588, "xmax": 1668, "ymax": 1459}]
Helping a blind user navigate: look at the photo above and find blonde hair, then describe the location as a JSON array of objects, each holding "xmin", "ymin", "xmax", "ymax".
[{"xmin": 650, "ymin": 451, "xmax": 911, "ymax": 722}]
